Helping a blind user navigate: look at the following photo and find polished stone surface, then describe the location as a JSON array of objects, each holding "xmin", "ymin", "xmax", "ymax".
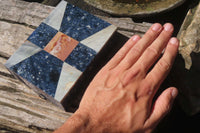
[
  {"xmin": 44, "ymin": 32, "xmax": 79, "ymax": 61},
  {"xmin": 55, "ymin": 62, "xmax": 82, "ymax": 102},
  {"xmin": 6, "ymin": 0, "xmax": 116, "ymax": 103},
  {"xmin": 10, "ymin": 50, "xmax": 63, "ymax": 97},
  {"xmin": 59, "ymin": 3, "xmax": 111, "ymax": 41},
  {"xmin": 65, "ymin": 43, "xmax": 96, "ymax": 72},
  {"xmin": 43, "ymin": 1, "xmax": 67, "ymax": 30},
  {"xmin": 81, "ymin": 25, "xmax": 117, "ymax": 52},
  {"xmin": 28, "ymin": 22, "xmax": 58, "ymax": 49},
  {"xmin": 5, "ymin": 41, "xmax": 42, "ymax": 68}
]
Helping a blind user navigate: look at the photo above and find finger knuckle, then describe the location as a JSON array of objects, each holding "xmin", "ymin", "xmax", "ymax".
[
  {"xmin": 158, "ymin": 59, "xmax": 170, "ymax": 71},
  {"xmin": 121, "ymin": 59, "xmax": 132, "ymax": 68},
  {"xmin": 131, "ymin": 46, "xmax": 141, "ymax": 54},
  {"xmin": 122, "ymin": 69, "xmax": 140, "ymax": 86},
  {"xmin": 146, "ymin": 47, "xmax": 159, "ymax": 57},
  {"xmin": 162, "ymin": 102, "xmax": 171, "ymax": 114},
  {"xmin": 138, "ymin": 80, "xmax": 153, "ymax": 97},
  {"xmin": 145, "ymin": 30, "xmax": 157, "ymax": 39},
  {"xmin": 115, "ymin": 52, "xmax": 125, "ymax": 61}
]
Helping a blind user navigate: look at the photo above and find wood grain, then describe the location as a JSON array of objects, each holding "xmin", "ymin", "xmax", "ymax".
[{"xmin": 0, "ymin": 0, "xmax": 150, "ymax": 132}]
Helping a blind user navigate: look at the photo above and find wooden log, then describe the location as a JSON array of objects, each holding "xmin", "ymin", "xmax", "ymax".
[
  {"xmin": 0, "ymin": 61, "xmax": 73, "ymax": 132},
  {"xmin": 0, "ymin": 0, "xmax": 54, "ymax": 28},
  {"xmin": 0, "ymin": 21, "xmax": 34, "ymax": 56},
  {"xmin": 0, "ymin": 1, "xmax": 71, "ymax": 132},
  {"xmin": 0, "ymin": 0, "xmax": 151, "ymax": 132},
  {"xmin": 0, "ymin": 0, "xmax": 151, "ymax": 50}
]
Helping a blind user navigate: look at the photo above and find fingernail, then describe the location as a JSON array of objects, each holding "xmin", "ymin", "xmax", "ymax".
[
  {"xmin": 164, "ymin": 23, "xmax": 173, "ymax": 32},
  {"xmin": 171, "ymin": 88, "xmax": 178, "ymax": 99},
  {"xmin": 132, "ymin": 35, "xmax": 140, "ymax": 41},
  {"xmin": 169, "ymin": 38, "xmax": 178, "ymax": 46},
  {"xmin": 152, "ymin": 23, "xmax": 162, "ymax": 31}
]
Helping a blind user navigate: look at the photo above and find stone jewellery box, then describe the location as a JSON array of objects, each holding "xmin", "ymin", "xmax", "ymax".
[{"xmin": 5, "ymin": 0, "xmax": 117, "ymax": 110}]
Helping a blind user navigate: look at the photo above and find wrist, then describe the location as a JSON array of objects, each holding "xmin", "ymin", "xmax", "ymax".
[{"xmin": 54, "ymin": 109, "xmax": 92, "ymax": 133}]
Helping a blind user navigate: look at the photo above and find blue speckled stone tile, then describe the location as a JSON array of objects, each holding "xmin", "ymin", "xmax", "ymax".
[
  {"xmin": 5, "ymin": 1, "xmax": 117, "ymax": 105},
  {"xmin": 65, "ymin": 43, "xmax": 97, "ymax": 72},
  {"xmin": 59, "ymin": 3, "xmax": 111, "ymax": 41},
  {"xmin": 10, "ymin": 50, "xmax": 63, "ymax": 97},
  {"xmin": 27, "ymin": 23, "xmax": 58, "ymax": 49}
]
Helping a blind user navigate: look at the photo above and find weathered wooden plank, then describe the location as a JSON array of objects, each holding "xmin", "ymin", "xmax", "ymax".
[
  {"xmin": 0, "ymin": 66, "xmax": 36, "ymax": 94},
  {"xmin": 0, "ymin": 11, "xmax": 72, "ymax": 132},
  {"xmin": 0, "ymin": 0, "xmax": 151, "ymax": 41},
  {"xmin": 98, "ymin": 16, "xmax": 151, "ymax": 37},
  {"xmin": 0, "ymin": 21, "xmax": 34, "ymax": 56},
  {"xmin": 0, "ymin": 0, "xmax": 54, "ymax": 28},
  {"xmin": 0, "ymin": 63, "xmax": 72, "ymax": 132},
  {"xmin": 98, "ymin": 16, "xmax": 151, "ymax": 33},
  {"xmin": 0, "ymin": 0, "xmax": 152, "ymax": 132}
]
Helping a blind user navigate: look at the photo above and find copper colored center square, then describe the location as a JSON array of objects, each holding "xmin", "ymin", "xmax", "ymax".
[{"xmin": 44, "ymin": 32, "xmax": 79, "ymax": 61}]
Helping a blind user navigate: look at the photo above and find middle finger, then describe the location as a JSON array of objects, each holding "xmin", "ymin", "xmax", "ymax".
[
  {"xmin": 115, "ymin": 23, "xmax": 163, "ymax": 71},
  {"xmin": 132, "ymin": 23, "xmax": 174, "ymax": 73}
]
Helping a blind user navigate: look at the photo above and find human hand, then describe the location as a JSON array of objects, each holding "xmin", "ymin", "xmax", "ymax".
[{"xmin": 55, "ymin": 23, "xmax": 179, "ymax": 133}]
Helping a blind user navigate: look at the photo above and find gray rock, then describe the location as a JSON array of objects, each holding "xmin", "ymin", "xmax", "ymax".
[
  {"xmin": 84, "ymin": 0, "xmax": 186, "ymax": 17},
  {"xmin": 178, "ymin": 2, "xmax": 200, "ymax": 70},
  {"xmin": 176, "ymin": 2, "xmax": 200, "ymax": 115}
]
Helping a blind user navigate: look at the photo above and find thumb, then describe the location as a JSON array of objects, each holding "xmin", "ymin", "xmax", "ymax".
[{"xmin": 144, "ymin": 87, "xmax": 178, "ymax": 129}]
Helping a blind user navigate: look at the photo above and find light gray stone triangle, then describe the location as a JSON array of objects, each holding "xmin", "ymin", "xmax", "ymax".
[
  {"xmin": 43, "ymin": 0, "xmax": 67, "ymax": 30},
  {"xmin": 80, "ymin": 25, "xmax": 117, "ymax": 52},
  {"xmin": 55, "ymin": 62, "xmax": 82, "ymax": 102},
  {"xmin": 5, "ymin": 41, "xmax": 42, "ymax": 68}
]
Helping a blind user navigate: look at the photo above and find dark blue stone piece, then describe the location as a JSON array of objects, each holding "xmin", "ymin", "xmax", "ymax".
[
  {"xmin": 10, "ymin": 50, "xmax": 63, "ymax": 97},
  {"xmin": 27, "ymin": 23, "xmax": 58, "ymax": 49},
  {"xmin": 65, "ymin": 43, "xmax": 97, "ymax": 72},
  {"xmin": 59, "ymin": 3, "xmax": 111, "ymax": 41}
]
